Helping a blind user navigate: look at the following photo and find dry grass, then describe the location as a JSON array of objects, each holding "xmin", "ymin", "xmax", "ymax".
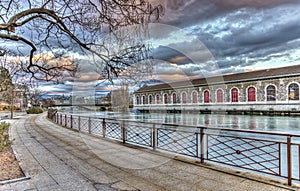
[
  {"xmin": 0, "ymin": 122, "xmax": 24, "ymax": 182},
  {"xmin": 0, "ymin": 147, "xmax": 24, "ymax": 181}
]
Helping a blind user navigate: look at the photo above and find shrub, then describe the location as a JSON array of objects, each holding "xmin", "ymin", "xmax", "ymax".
[
  {"xmin": 0, "ymin": 122, "xmax": 11, "ymax": 152},
  {"xmin": 26, "ymin": 107, "xmax": 44, "ymax": 114}
]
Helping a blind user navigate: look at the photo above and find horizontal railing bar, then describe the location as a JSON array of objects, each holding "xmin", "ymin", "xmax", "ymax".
[
  {"xmin": 205, "ymin": 133, "xmax": 288, "ymax": 144},
  {"xmin": 207, "ymin": 160, "xmax": 280, "ymax": 176}
]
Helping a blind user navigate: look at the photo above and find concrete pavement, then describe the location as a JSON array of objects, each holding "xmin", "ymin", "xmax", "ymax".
[{"xmin": 0, "ymin": 113, "xmax": 298, "ymax": 191}]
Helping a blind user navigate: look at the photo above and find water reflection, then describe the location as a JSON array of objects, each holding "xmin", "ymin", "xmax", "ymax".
[
  {"xmin": 204, "ymin": 115, "xmax": 209, "ymax": 126},
  {"xmin": 249, "ymin": 116, "xmax": 256, "ymax": 130},
  {"xmin": 266, "ymin": 117, "xmax": 276, "ymax": 130},
  {"xmin": 65, "ymin": 107, "xmax": 300, "ymax": 133},
  {"xmin": 130, "ymin": 113, "xmax": 300, "ymax": 133},
  {"xmin": 232, "ymin": 116, "xmax": 239, "ymax": 129}
]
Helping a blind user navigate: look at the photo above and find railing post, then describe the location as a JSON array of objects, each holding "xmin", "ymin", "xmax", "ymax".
[
  {"xmin": 70, "ymin": 115, "xmax": 73, "ymax": 129},
  {"xmin": 122, "ymin": 120, "xmax": 126, "ymax": 143},
  {"xmin": 287, "ymin": 136, "xmax": 292, "ymax": 186},
  {"xmin": 60, "ymin": 114, "xmax": 62, "ymax": 125},
  {"xmin": 196, "ymin": 127, "xmax": 199, "ymax": 159},
  {"xmin": 152, "ymin": 124, "xmax": 157, "ymax": 150},
  {"xmin": 65, "ymin": 114, "xmax": 67, "ymax": 127},
  {"xmin": 200, "ymin": 128, "xmax": 204, "ymax": 163},
  {"xmin": 102, "ymin": 118, "xmax": 106, "ymax": 138},
  {"xmin": 88, "ymin": 117, "xmax": 91, "ymax": 134},
  {"xmin": 299, "ymin": 145, "xmax": 300, "ymax": 182},
  {"xmin": 78, "ymin": 116, "xmax": 81, "ymax": 131}
]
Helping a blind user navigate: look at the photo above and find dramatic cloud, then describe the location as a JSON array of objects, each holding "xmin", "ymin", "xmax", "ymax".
[
  {"xmin": 148, "ymin": 0, "xmax": 300, "ymax": 80},
  {"xmin": 41, "ymin": 0, "xmax": 300, "ymax": 95}
]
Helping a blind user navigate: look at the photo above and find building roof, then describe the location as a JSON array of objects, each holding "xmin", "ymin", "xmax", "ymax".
[{"xmin": 135, "ymin": 65, "xmax": 300, "ymax": 93}]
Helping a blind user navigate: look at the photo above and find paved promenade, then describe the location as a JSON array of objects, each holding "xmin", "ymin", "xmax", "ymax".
[{"xmin": 0, "ymin": 113, "xmax": 298, "ymax": 191}]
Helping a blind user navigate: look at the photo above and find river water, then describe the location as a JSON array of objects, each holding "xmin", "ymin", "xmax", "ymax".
[{"xmin": 64, "ymin": 107, "xmax": 300, "ymax": 134}]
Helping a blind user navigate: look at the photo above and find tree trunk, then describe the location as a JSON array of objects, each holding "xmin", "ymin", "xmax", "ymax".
[{"xmin": 10, "ymin": 103, "xmax": 13, "ymax": 119}]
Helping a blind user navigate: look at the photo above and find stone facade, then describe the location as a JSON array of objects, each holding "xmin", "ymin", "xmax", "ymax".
[{"xmin": 134, "ymin": 66, "xmax": 300, "ymax": 115}]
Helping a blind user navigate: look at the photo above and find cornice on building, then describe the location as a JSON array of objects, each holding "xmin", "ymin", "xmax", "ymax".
[{"xmin": 135, "ymin": 65, "xmax": 300, "ymax": 93}]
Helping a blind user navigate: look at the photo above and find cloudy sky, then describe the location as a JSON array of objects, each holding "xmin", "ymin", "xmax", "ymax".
[{"xmin": 41, "ymin": 0, "xmax": 300, "ymax": 97}]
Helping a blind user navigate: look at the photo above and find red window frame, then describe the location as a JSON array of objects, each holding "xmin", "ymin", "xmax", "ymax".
[
  {"xmin": 172, "ymin": 93, "xmax": 177, "ymax": 104},
  {"xmin": 192, "ymin": 92, "xmax": 197, "ymax": 103},
  {"xmin": 164, "ymin": 94, "xmax": 168, "ymax": 104},
  {"xmin": 182, "ymin": 92, "xmax": 187, "ymax": 104},
  {"xmin": 231, "ymin": 88, "xmax": 238, "ymax": 102},
  {"xmin": 248, "ymin": 87, "xmax": 256, "ymax": 102},
  {"xmin": 217, "ymin": 89, "xmax": 223, "ymax": 103},
  {"xmin": 204, "ymin": 90, "xmax": 210, "ymax": 103}
]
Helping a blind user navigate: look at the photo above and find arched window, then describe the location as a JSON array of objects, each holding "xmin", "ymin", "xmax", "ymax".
[
  {"xmin": 149, "ymin": 95, "xmax": 152, "ymax": 104},
  {"xmin": 156, "ymin": 95, "xmax": 160, "ymax": 104},
  {"xmin": 142, "ymin": 95, "xmax": 146, "ymax": 104},
  {"xmin": 288, "ymin": 83, "xmax": 299, "ymax": 100},
  {"xmin": 136, "ymin": 96, "xmax": 140, "ymax": 105},
  {"xmin": 231, "ymin": 88, "xmax": 238, "ymax": 102},
  {"xmin": 217, "ymin": 89, "xmax": 223, "ymax": 103},
  {"xmin": 192, "ymin": 92, "xmax": 198, "ymax": 103},
  {"xmin": 172, "ymin": 93, "xmax": 177, "ymax": 104},
  {"xmin": 266, "ymin": 85, "xmax": 276, "ymax": 101},
  {"xmin": 182, "ymin": 92, "xmax": 187, "ymax": 104},
  {"xmin": 164, "ymin": 94, "xmax": 168, "ymax": 104},
  {"xmin": 204, "ymin": 90, "xmax": 210, "ymax": 103},
  {"xmin": 248, "ymin": 87, "xmax": 256, "ymax": 102}
]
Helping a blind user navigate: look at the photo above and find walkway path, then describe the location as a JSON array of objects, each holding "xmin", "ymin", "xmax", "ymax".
[{"xmin": 0, "ymin": 113, "xmax": 297, "ymax": 191}]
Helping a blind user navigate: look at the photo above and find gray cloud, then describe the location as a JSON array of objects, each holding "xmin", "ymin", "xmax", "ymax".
[
  {"xmin": 180, "ymin": 2, "xmax": 300, "ymax": 71},
  {"xmin": 43, "ymin": 0, "xmax": 300, "ymax": 95}
]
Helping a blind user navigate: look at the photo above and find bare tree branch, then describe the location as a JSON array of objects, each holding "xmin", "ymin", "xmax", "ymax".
[{"xmin": 0, "ymin": 0, "xmax": 164, "ymax": 82}]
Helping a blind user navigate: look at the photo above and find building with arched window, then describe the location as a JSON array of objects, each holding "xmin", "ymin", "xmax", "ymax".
[
  {"xmin": 156, "ymin": 94, "xmax": 160, "ymax": 104},
  {"xmin": 288, "ymin": 83, "xmax": 299, "ymax": 100},
  {"xmin": 247, "ymin": 87, "xmax": 256, "ymax": 102},
  {"xmin": 134, "ymin": 65, "xmax": 300, "ymax": 115},
  {"xmin": 148, "ymin": 95, "xmax": 153, "ymax": 104},
  {"xmin": 204, "ymin": 90, "xmax": 210, "ymax": 103},
  {"xmin": 192, "ymin": 91, "xmax": 198, "ymax": 103},
  {"xmin": 231, "ymin": 88, "xmax": 239, "ymax": 102},
  {"xmin": 182, "ymin": 92, "xmax": 187, "ymax": 104},
  {"xmin": 172, "ymin": 93, "xmax": 177, "ymax": 104},
  {"xmin": 216, "ymin": 89, "xmax": 224, "ymax": 103},
  {"xmin": 163, "ymin": 94, "xmax": 168, "ymax": 104},
  {"xmin": 266, "ymin": 85, "xmax": 276, "ymax": 101}
]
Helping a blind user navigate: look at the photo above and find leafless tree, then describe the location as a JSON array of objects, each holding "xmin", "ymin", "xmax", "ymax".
[
  {"xmin": 28, "ymin": 87, "xmax": 48, "ymax": 107},
  {"xmin": 0, "ymin": 0, "xmax": 163, "ymax": 82},
  {"xmin": 110, "ymin": 85, "xmax": 130, "ymax": 112},
  {"xmin": 0, "ymin": 50, "xmax": 32, "ymax": 118}
]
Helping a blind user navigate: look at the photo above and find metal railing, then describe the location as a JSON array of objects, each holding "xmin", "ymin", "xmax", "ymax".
[{"xmin": 47, "ymin": 110, "xmax": 300, "ymax": 186}]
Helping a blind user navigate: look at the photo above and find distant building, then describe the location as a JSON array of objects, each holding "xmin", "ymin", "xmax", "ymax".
[{"xmin": 133, "ymin": 65, "xmax": 300, "ymax": 115}]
